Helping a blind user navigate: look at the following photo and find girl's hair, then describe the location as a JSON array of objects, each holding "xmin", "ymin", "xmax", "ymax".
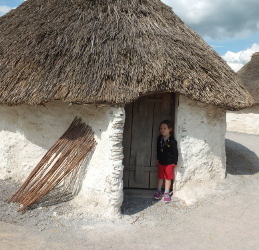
[{"xmin": 160, "ymin": 120, "xmax": 173, "ymax": 135}]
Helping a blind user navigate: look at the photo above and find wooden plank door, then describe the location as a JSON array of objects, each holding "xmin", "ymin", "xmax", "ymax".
[{"xmin": 123, "ymin": 93, "xmax": 175, "ymax": 189}]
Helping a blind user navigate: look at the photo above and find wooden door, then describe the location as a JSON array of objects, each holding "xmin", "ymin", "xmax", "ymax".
[{"xmin": 123, "ymin": 93, "xmax": 175, "ymax": 189}]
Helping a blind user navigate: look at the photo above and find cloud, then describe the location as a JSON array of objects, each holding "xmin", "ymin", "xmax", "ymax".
[
  {"xmin": 162, "ymin": 0, "xmax": 259, "ymax": 40},
  {"xmin": 0, "ymin": 5, "xmax": 12, "ymax": 16},
  {"xmin": 222, "ymin": 43, "xmax": 259, "ymax": 72}
]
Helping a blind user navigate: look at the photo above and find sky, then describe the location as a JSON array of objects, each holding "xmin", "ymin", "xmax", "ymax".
[
  {"xmin": 0, "ymin": 0, "xmax": 258, "ymax": 72},
  {"xmin": 162, "ymin": 0, "xmax": 259, "ymax": 71}
]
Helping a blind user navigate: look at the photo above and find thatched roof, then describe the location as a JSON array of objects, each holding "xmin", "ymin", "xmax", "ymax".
[
  {"xmin": 237, "ymin": 52, "xmax": 259, "ymax": 104},
  {"xmin": 0, "ymin": 0, "xmax": 254, "ymax": 110}
]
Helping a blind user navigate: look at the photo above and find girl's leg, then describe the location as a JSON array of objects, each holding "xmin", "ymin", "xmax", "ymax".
[
  {"xmin": 164, "ymin": 179, "xmax": 172, "ymax": 202},
  {"xmin": 157, "ymin": 178, "xmax": 164, "ymax": 190},
  {"xmin": 153, "ymin": 178, "xmax": 164, "ymax": 199},
  {"xmin": 165, "ymin": 179, "xmax": 171, "ymax": 192}
]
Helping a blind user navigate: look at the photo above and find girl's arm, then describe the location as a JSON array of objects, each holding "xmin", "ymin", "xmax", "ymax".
[
  {"xmin": 157, "ymin": 136, "xmax": 160, "ymax": 164},
  {"xmin": 172, "ymin": 139, "xmax": 178, "ymax": 165}
]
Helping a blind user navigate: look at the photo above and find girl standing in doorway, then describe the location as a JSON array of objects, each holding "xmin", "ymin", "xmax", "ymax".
[{"xmin": 153, "ymin": 120, "xmax": 178, "ymax": 203}]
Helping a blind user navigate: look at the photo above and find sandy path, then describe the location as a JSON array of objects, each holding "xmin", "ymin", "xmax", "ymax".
[{"xmin": 1, "ymin": 132, "xmax": 259, "ymax": 249}]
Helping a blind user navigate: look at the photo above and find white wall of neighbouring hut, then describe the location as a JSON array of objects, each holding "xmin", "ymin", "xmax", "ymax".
[
  {"xmin": 174, "ymin": 95, "xmax": 226, "ymax": 205},
  {"xmin": 0, "ymin": 102, "xmax": 125, "ymax": 218},
  {"xmin": 226, "ymin": 106, "xmax": 259, "ymax": 135}
]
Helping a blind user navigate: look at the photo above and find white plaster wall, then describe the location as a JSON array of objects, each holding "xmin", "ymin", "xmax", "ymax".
[
  {"xmin": 174, "ymin": 95, "xmax": 226, "ymax": 204},
  {"xmin": 74, "ymin": 107, "xmax": 125, "ymax": 217},
  {"xmin": 226, "ymin": 105, "xmax": 259, "ymax": 134},
  {"xmin": 0, "ymin": 101, "xmax": 125, "ymax": 218}
]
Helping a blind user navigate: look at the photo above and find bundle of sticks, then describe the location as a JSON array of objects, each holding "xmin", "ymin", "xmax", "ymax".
[{"xmin": 8, "ymin": 117, "xmax": 96, "ymax": 211}]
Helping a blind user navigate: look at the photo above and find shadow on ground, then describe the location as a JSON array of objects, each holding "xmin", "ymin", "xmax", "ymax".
[
  {"xmin": 121, "ymin": 189, "xmax": 160, "ymax": 215},
  {"xmin": 225, "ymin": 139, "xmax": 259, "ymax": 175}
]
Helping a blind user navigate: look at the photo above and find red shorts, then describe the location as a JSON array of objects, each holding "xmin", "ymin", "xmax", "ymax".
[{"xmin": 158, "ymin": 164, "xmax": 175, "ymax": 180}]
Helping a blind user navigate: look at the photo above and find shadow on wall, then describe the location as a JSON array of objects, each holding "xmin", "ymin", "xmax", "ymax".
[
  {"xmin": 31, "ymin": 151, "xmax": 94, "ymax": 209},
  {"xmin": 225, "ymin": 139, "xmax": 259, "ymax": 175},
  {"xmin": 8, "ymin": 149, "xmax": 95, "ymax": 210}
]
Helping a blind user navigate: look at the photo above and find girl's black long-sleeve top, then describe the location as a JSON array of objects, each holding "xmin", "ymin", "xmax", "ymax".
[{"xmin": 157, "ymin": 135, "xmax": 178, "ymax": 165}]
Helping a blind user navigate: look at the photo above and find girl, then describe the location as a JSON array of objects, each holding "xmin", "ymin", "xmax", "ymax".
[{"xmin": 153, "ymin": 120, "xmax": 178, "ymax": 203}]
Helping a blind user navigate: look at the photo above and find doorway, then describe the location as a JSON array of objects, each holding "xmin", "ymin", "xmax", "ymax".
[{"xmin": 123, "ymin": 93, "xmax": 175, "ymax": 189}]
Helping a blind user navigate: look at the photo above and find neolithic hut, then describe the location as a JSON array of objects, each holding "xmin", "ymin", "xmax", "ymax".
[
  {"xmin": 0, "ymin": 0, "xmax": 254, "ymax": 217},
  {"xmin": 227, "ymin": 52, "xmax": 259, "ymax": 134}
]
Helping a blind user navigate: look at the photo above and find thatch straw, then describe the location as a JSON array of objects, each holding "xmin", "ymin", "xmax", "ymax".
[
  {"xmin": 237, "ymin": 52, "xmax": 259, "ymax": 104},
  {"xmin": 0, "ymin": 0, "xmax": 254, "ymax": 110}
]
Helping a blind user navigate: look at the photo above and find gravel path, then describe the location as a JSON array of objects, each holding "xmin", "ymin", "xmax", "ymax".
[{"xmin": 1, "ymin": 132, "xmax": 259, "ymax": 249}]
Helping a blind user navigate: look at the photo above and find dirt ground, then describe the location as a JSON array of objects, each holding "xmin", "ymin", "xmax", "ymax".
[{"xmin": 1, "ymin": 131, "xmax": 259, "ymax": 250}]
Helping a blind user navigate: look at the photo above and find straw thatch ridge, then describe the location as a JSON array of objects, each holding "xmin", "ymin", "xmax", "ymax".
[
  {"xmin": 237, "ymin": 52, "xmax": 259, "ymax": 104},
  {"xmin": 0, "ymin": 0, "xmax": 254, "ymax": 110}
]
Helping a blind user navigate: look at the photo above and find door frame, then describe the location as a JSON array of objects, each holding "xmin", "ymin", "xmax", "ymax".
[{"xmin": 123, "ymin": 92, "xmax": 176, "ymax": 189}]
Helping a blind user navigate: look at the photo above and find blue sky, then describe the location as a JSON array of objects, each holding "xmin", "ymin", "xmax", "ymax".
[
  {"xmin": 0, "ymin": 0, "xmax": 23, "ymax": 9},
  {"xmin": 0, "ymin": 0, "xmax": 258, "ymax": 71}
]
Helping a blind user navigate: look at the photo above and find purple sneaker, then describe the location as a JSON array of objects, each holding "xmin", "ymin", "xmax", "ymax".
[
  {"xmin": 163, "ymin": 193, "xmax": 171, "ymax": 203},
  {"xmin": 153, "ymin": 190, "xmax": 162, "ymax": 199}
]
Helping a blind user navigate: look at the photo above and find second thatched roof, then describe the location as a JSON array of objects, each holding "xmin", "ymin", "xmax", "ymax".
[
  {"xmin": 237, "ymin": 52, "xmax": 259, "ymax": 104},
  {"xmin": 0, "ymin": 0, "xmax": 254, "ymax": 110}
]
